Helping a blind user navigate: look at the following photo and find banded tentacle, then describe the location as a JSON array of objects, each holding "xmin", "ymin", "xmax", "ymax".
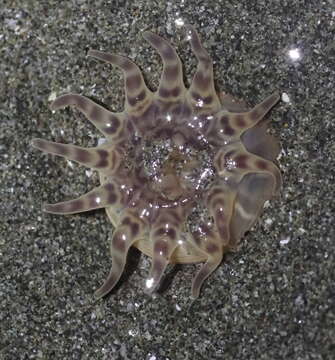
[
  {"xmin": 207, "ymin": 92, "xmax": 280, "ymax": 143},
  {"xmin": 143, "ymin": 31, "xmax": 186, "ymax": 102},
  {"xmin": 145, "ymin": 207, "xmax": 185, "ymax": 293},
  {"xmin": 41, "ymin": 182, "xmax": 127, "ymax": 215},
  {"xmin": 187, "ymin": 225, "xmax": 224, "ymax": 298},
  {"xmin": 31, "ymin": 138, "xmax": 122, "ymax": 175},
  {"xmin": 88, "ymin": 50, "xmax": 153, "ymax": 114},
  {"xmin": 186, "ymin": 25, "xmax": 221, "ymax": 111},
  {"xmin": 206, "ymin": 181, "xmax": 236, "ymax": 247},
  {"xmin": 50, "ymin": 94, "xmax": 124, "ymax": 139},
  {"xmin": 95, "ymin": 211, "xmax": 147, "ymax": 298}
]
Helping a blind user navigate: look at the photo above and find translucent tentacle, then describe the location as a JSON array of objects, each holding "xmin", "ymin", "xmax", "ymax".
[
  {"xmin": 32, "ymin": 138, "xmax": 122, "ymax": 175},
  {"xmin": 206, "ymin": 182, "xmax": 236, "ymax": 247},
  {"xmin": 230, "ymin": 92, "xmax": 280, "ymax": 130},
  {"xmin": 207, "ymin": 93, "xmax": 280, "ymax": 143},
  {"xmin": 145, "ymin": 232, "xmax": 178, "ymax": 294},
  {"xmin": 191, "ymin": 252, "xmax": 223, "ymax": 298},
  {"xmin": 50, "ymin": 94, "xmax": 124, "ymax": 139},
  {"xmin": 186, "ymin": 222, "xmax": 224, "ymax": 298},
  {"xmin": 95, "ymin": 212, "xmax": 146, "ymax": 298},
  {"xmin": 145, "ymin": 209, "xmax": 183, "ymax": 293},
  {"xmin": 230, "ymin": 173, "xmax": 276, "ymax": 248},
  {"xmin": 185, "ymin": 25, "xmax": 221, "ymax": 110},
  {"xmin": 88, "ymin": 50, "xmax": 152, "ymax": 112},
  {"xmin": 43, "ymin": 182, "xmax": 123, "ymax": 214},
  {"xmin": 185, "ymin": 180, "xmax": 237, "ymax": 298},
  {"xmin": 214, "ymin": 144, "xmax": 282, "ymax": 195},
  {"xmin": 143, "ymin": 31, "xmax": 185, "ymax": 101}
]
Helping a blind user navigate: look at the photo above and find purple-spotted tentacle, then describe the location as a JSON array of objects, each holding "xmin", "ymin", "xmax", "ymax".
[
  {"xmin": 88, "ymin": 50, "xmax": 152, "ymax": 112},
  {"xmin": 229, "ymin": 92, "xmax": 280, "ymax": 131},
  {"xmin": 191, "ymin": 251, "xmax": 223, "ymax": 298},
  {"xmin": 95, "ymin": 212, "xmax": 146, "ymax": 298},
  {"xmin": 214, "ymin": 144, "xmax": 282, "ymax": 195},
  {"xmin": 185, "ymin": 25, "xmax": 221, "ymax": 110},
  {"xmin": 145, "ymin": 209, "xmax": 184, "ymax": 293},
  {"xmin": 145, "ymin": 236, "xmax": 178, "ymax": 294},
  {"xmin": 50, "ymin": 94, "xmax": 124, "ymax": 139},
  {"xmin": 185, "ymin": 193, "xmax": 228, "ymax": 298},
  {"xmin": 31, "ymin": 138, "xmax": 122, "ymax": 175},
  {"xmin": 43, "ymin": 182, "xmax": 124, "ymax": 215},
  {"xmin": 187, "ymin": 225, "xmax": 224, "ymax": 298},
  {"xmin": 143, "ymin": 31, "xmax": 186, "ymax": 101},
  {"xmin": 187, "ymin": 180, "xmax": 238, "ymax": 297},
  {"xmin": 206, "ymin": 182, "xmax": 235, "ymax": 247},
  {"xmin": 208, "ymin": 92, "xmax": 280, "ymax": 143}
]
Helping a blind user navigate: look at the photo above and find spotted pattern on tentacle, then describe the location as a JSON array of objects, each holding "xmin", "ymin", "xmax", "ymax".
[
  {"xmin": 32, "ymin": 138, "xmax": 123, "ymax": 175},
  {"xmin": 32, "ymin": 25, "xmax": 282, "ymax": 299},
  {"xmin": 50, "ymin": 94, "xmax": 125, "ymax": 139},
  {"xmin": 95, "ymin": 210, "xmax": 147, "ymax": 298},
  {"xmin": 143, "ymin": 31, "xmax": 186, "ymax": 102},
  {"xmin": 186, "ymin": 25, "xmax": 221, "ymax": 111}
]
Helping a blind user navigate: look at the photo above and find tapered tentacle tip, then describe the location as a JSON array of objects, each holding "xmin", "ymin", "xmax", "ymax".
[
  {"xmin": 263, "ymin": 91, "xmax": 280, "ymax": 110},
  {"xmin": 43, "ymin": 198, "xmax": 86, "ymax": 214},
  {"xmin": 142, "ymin": 30, "xmax": 153, "ymax": 39},
  {"xmin": 94, "ymin": 268, "xmax": 121, "ymax": 299},
  {"xmin": 270, "ymin": 91, "xmax": 281, "ymax": 103},
  {"xmin": 142, "ymin": 31, "xmax": 155, "ymax": 46},
  {"xmin": 43, "ymin": 203, "xmax": 64, "ymax": 214},
  {"xmin": 191, "ymin": 262, "xmax": 218, "ymax": 299},
  {"xmin": 144, "ymin": 248, "xmax": 176, "ymax": 294},
  {"xmin": 88, "ymin": 49, "xmax": 115, "ymax": 64},
  {"xmin": 142, "ymin": 31, "xmax": 161, "ymax": 45},
  {"xmin": 31, "ymin": 138, "xmax": 44, "ymax": 150},
  {"xmin": 190, "ymin": 255, "xmax": 223, "ymax": 299},
  {"xmin": 31, "ymin": 138, "xmax": 58, "ymax": 154},
  {"xmin": 191, "ymin": 275, "xmax": 203, "ymax": 299},
  {"xmin": 87, "ymin": 49, "xmax": 97, "ymax": 57},
  {"xmin": 50, "ymin": 93, "xmax": 77, "ymax": 111},
  {"xmin": 258, "ymin": 91, "xmax": 281, "ymax": 115},
  {"xmin": 94, "ymin": 286, "xmax": 110, "ymax": 299},
  {"xmin": 87, "ymin": 49, "xmax": 105, "ymax": 61},
  {"xmin": 43, "ymin": 203, "xmax": 54, "ymax": 213}
]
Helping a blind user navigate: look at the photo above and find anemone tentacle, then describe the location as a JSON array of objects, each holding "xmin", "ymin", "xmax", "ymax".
[
  {"xmin": 206, "ymin": 182, "xmax": 235, "ymax": 246},
  {"xmin": 191, "ymin": 251, "xmax": 223, "ymax": 298},
  {"xmin": 145, "ymin": 208, "xmax": 185, "ymax": 293},
  {"xmin": 88, "ymin": 50, "xmax": 152, "ymax": 113},
  {"xmin": 185, "ymin": 24, "xmax": 221, "ymax": 111},
  {"xmin": 50, "ymin": 93, "xmax": 125, "ymax": 139},
  {"xmin": 43, "ymin": 182, "xmax": 126, "ymax": 215},
  {"xmin": 207, "ymin": 92, "xmax": 280, "ymax": 145},
  {"xmin": 95, "ymin": 211, "xmax": 146, "ymax": 298},
  {"xmin": 143, "ymin": 31, "xmax": 186, "ymax": 101},
  {"xmin": 32, "ymin": 138, "xmax": 122, "ymax": 175}
]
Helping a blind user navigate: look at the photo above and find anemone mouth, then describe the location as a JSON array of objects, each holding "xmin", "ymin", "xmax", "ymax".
[
  {"xmin": 32, "ymin": 25, "xmax": 281, "ymax": 299},
  {"xmin": 139, "ymin": 131, "xmax": 216, "ymax": 200}
]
